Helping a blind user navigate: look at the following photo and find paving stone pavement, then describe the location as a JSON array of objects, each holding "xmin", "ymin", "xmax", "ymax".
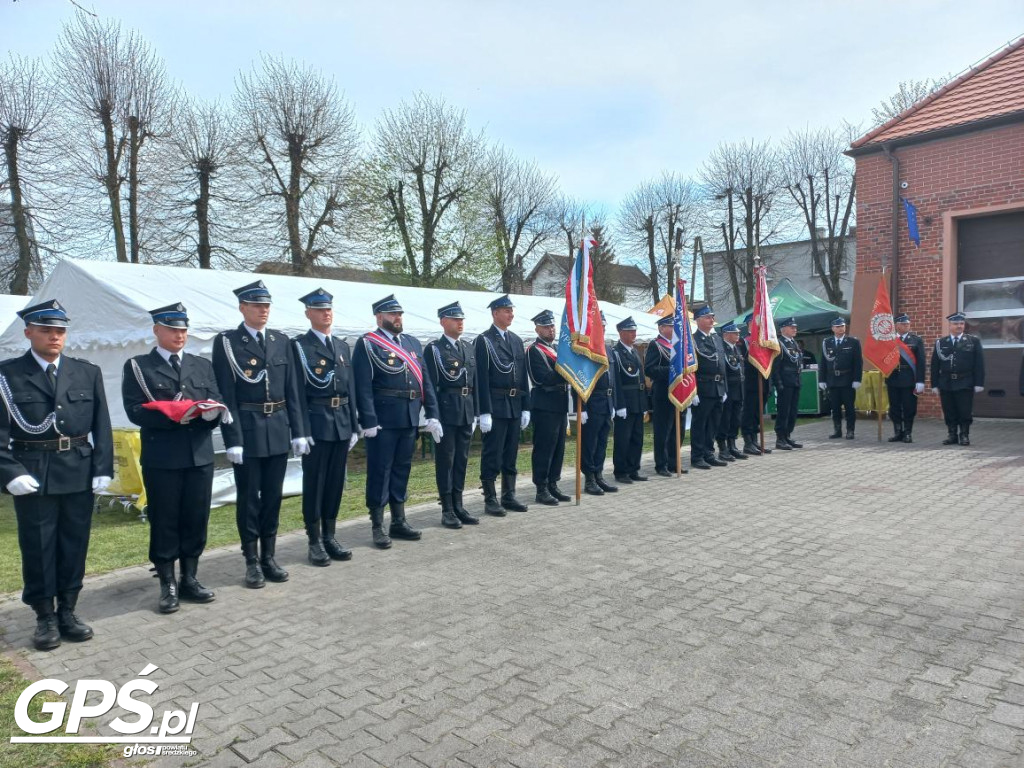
[{"xmin": 3, "ymin": 418, "xmax": 1024, "ymax": 768}]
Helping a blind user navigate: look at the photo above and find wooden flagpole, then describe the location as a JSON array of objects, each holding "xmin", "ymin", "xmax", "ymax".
[
  {"xmin": 575, "ymin": 213, "xmax": 586, "ymax": 505},
  {"xmin": 675, "ymin": 409, "xmax": 682, "ymax": 477},
  {"xmin": 758, "ymin": 377, "xmax": 766, "ymax": 453}
]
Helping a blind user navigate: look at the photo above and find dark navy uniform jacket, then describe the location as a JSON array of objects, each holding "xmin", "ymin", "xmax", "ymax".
[
  {"xmin": 771, "ymin": 337, "xmax": 804, "ymax": 390},
  {"xmin": 886, "ymin": 333, "xmax": 926, "ymax": 388},
  {"xmin": 585, "ymin": 368, "xmax": 614, "ymax": 417},
  {"xmin": 722, "ymin": 340, "xmax": 745, "ymax": 397},
  {"xmin": 292, "ymin": 330, "xmax": 358, "ymax": 442},
  {"xmin": 610, "ymin": 341, "xmax": 647, "ymax": 414},
  {"xmin": 820, "ymin": 336, "xmax": 864, "ymax": 387},
  {"xmin": 693, "ymin": 330, "xmax": 727, "ymax": 399},
  {"xmin": 352, "ymin": 330, "xmax": 439, "ymax": 429},
  {"xmin": 527, "ymin": 339, "xmax": 568, "ymax": 414},
  {"xmin": 0, "ymin": 352, "xmax": 113, "ymax": 495},
  {"xmin": 122, "ymin": 349, "xmax": 222, "ymax": 469},
  {"xmin": 212, "ymin": 324, "xmax": 306, "ymax": 457},
  {"xmin": 644, "ymin": 337, "xmax": 672, "ymax": 392},
  {"xmin": 474, "ymin": 326, "xmax": 528, "ymax": 419},
  {"xmin": 930, "ymin": 334, "xmax": 985, "ymax": 391},
  {"xmin": 425, "ymin": 335, "xmax": 478, "ymax": 426}
]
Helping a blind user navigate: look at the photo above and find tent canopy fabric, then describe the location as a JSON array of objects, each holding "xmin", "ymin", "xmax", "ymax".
[
  {"xmin": 0, "ymin": 294, "xmax": 29, "ymax": 319},
  {"xmin": 729, "ymin": 278, "xmax": 849, "ymax": 334},
  {"xmin": 0, "ymin": 260, "xmax": 660, "ymax": 427}
]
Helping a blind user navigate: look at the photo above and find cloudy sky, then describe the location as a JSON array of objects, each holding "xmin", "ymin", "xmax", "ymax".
[{"xmin": 3, "ymin": 0, "xmax": 1022, "ymax": 212}]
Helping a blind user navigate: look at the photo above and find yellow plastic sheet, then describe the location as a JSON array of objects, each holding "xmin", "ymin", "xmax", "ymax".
[
  {"xmin": 108, "ymin": 428, "xmax": 146, "ymax": 509},
  {"xmin": 855, "ymin": 370, "xmax": 889, "ymax": 413}
]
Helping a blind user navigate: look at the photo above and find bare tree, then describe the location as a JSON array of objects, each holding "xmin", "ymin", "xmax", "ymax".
[
  {"xmin": 870, "ymin": 77, "xmax": 950, "ymax": 127},
  {"xmin": 353, "ymin": 93, "xmax": 489, "ymax": 287},
  {"xmin": 651, "ymin": 173, "xmax": 701, "ymax": 295},
  {"xmin": 588, "ymin": 221, "xmax": 624, "ymax": 305},
  {"xmin": 0, "ymin": 54, "xmax": 54, "ymax": 293},
  {"xmin": 699, "ymin": 139, "xmax": 785, "ymax": 313},
  {"xmin": 486, "ymin": 146, "xmax": 557, "ymax": 292},
  {"xmin": 617, "ymin": 181, "xmax": 659, "ymax": 305},
  {"xmin": 234, "ymin": 56, "xmax": 359, "ymax": 275},
  {"xmin": 781, "ymin": 126, "xmax": 856, "ymax": 306}
]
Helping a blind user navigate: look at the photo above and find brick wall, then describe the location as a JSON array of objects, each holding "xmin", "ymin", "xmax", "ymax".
[{"xmin": 854, "ymin": 121, "xmax": 1024, "ymax": 416}]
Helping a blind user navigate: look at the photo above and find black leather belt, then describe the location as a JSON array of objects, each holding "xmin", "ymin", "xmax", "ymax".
[
  {"xmin": 13, "ymin": 435, "xmax": 89, "ymax": 453},
  {"xmin": 620, "ymin": 383, "xmax": 645, "ymax": 391},
  {"xmin": 834, "ymin": 370, "xmax": 848, "ymax": 376},
  {"xmin": 310, "ymin": 396, "xmax": 349, "ymax": 408},
  {"xmin": 239, "ymin": 400, "xmax": 286, "ymax": 414},
  {"xmin": 441, "ymin": 386, "xmax": 474, "ymax": 396},
  {"xmin": 491, "ymin": 387, "xmax": 519, "ymax": 397},
  {"xmin": 698, "ymin": 375, "xmax": 723, "ymax": 382},
  {"xmin": 538, "ymin": 384, "xmax": 567, "ymax": 392},
  {"xmin": 376, "ymin": 388, "xmax": 420, "ymax": 399},
  {"xmin": 951, "ymin": 373, "xmax": 962, "ymax": 380}
]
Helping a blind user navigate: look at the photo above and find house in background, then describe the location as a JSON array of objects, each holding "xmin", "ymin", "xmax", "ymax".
[
  {"xmin": 524, "ymin": 253, "xmax": 653, "ymax": 310},
  {"xmin": 703, "ymin": 230, "xmax": 857, "ymax": 316}
]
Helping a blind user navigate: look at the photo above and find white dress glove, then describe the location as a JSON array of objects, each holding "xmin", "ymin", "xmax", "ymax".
[
  {"xmin": 471, "ymin": 417, "xmax": 478, "ymax": 435},
  {"xmin": 220, "ymin": 409, "xmax": 234, "ymax": 426},
  {"xmin": 6, "ymin": 475, "xmax": 39, "ymax": 496},
  {"xmin": 852, "ymin": 381, "xmax": 861, "ymax": 390},
  {"xmin": 692, "ymin": 394, "xmax": 701, "ymax": 407},
  {"xmin": 914, "ymin": 383, "xmax": 924, "ymax": 394},
  {"xmin": 201, "ymin": 408, "xmax": 220, "ymax": 421},
  {"xmin": 226, "ymin": 446, "xmax": 244, "ymax": 464},
  {"xmin": 291, "ymin": 437, "xmax": 311, "ymax": 457},
  {"xmin": 931, "ymin": 387, "xmax": 938, "ymax": 395},
  {"xmin": 361, "ymin": 426, "xmax": 380, "ymax": 439},
  {"xmin": 520, "ymin": 410, "xmax": 531, "ymax": 430},
  {"xmin": 818, "ymin": 382, "xmax": 828, "ymax": 391},
  {"xmin": 348, "ymin": 432, "xmax": 359, "ymax": 450},
  {"xmin": 974, "ymin": 385, "xmax": 984, "ymax": 393},
  {"xmin": 479, "ymin": 414, "xmax": 493, "ymax": 433},
  {"xmin": 426, "ymin": 418, "xmax": 444, "ymax": 443},
  {"xmin": 580, "ymin": 411, "xmax": 589, "ymax": 425},
  {"xmin": 721, "ymin": 393, "xmax": 728, "ymax": 403},
  {"xmin": 92, "ymin": 476, "xmax": 112, "ymax": 493},
  {"xmin": 615, "ymin": 408, "xmax": 627, "ymax": 419}
]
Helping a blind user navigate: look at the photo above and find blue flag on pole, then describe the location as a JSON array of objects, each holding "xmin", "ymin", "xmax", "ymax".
[{"xmin": 901, "ymin": 197, "xmax": 920, "ymax": 247}]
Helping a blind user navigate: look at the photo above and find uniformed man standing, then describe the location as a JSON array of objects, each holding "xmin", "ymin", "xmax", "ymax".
[
  {"xmin": 213, "ymin": 281, "xmax": 308, "ymax": 589},
  {"xmin": 424, "ymin": 301, "xmax": 480, "ymax": 528},
  {"xmin": 122, "ymin": 303, "xmax": 225, "ymax": 613},
  {"xmin": 819, "ymin": 318, "xmax": 863, "ymax": 439},
  {"xmin": 352, "ymin": 295, "xmax": 442, "ymax": 547},
  {"xmin": 690, "ymin": 305, "xmax": 728, "ymax": 470},
  {"xmin": 611, "ymin": 317, "xmax": 648, "ymax": 484},
  {"xmin": 715, "ymin": 322, "xmax": 748, "ymax": 461},
  {"xmin": 0, "ymin": 300, "xmax": 113, "ymax": 650},
  {"xmin": 475, "ymin": 295, "xmax": 530, "ymax": 514},
  {"xmin": 930, "ymin": 311, "xmax": 985, "ymax": 446},
  {"xmin": 644, "ymin": 315, "xmax": 685, "ymax": 476},
  {"xmin": 885, "ymin": 313, "xmax": 926, "ymax": 443},
  {"xmin": 771, "ymin": 317, "xmax": 803, "ymax": 451},
  {"xmin": 292, "ymin": 288, "xmax": 359, "ymax": 565},
  {"xmin": 581, "ymin": 312, "xmax": 617, "ymax": 495},
  {"xmin": 526, "ymin": 310, "xmax": 571, "ymax": 505},
  {"xmin": 738, "ymin": 334, "xmax": 771, "ymax": 456}
]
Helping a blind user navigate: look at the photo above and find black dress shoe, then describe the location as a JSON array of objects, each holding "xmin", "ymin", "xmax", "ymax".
[
  {"xmin": 959, "ymin": 434, "xmax": 970, "ymax": 446},
  {"xmin": 613, "ymin": 473, "xmax": 633, "ymax": 484},
  {"xmin": 584, "ymin": 475, "xmax": 604, "ymax": 495},
  {"xmin": 902, "ymin": 433, "xmax": 913, "ymax": 443},
  {"xmin": 742, "ymin": 440, "xmax": 762, "ymax": 455},
  {"xmin": 655, "ymin": 468, "xmax": 672, "ymax": 477},
  {"xmin": 548, "ymin": 483, "xmax": 571, "ymax": 502},
  {"xmin": 535, "ymin": 486, "xmax": 559, "ymax": 506},
  {"xmin": 845, "ymin": 432, "xmax": 854, "ymax": 440},
  {"xmin": 691, "ymin": 460, "xmax": 712, "ymax": 470},
  {"xmin": 706, "ymin": 456, "xmax": 729, "ymax": 467},
  {"xmin": 595, "ymin": 474, "xmax": 618, "ymax": 492},
  {"xmin": 829, "ymin": 430, "xmax": 843, "ymax": 439},
  {"xmin": 628, "ymin": 472, "xmax": 648, "ymax": 481},
  {"xmin": 389, "ymin": 520, "xmax": 423, "ymax": 540},
  {"xmin": 307, "ymin": 538, "xmax": 331, "ymax": 567},
  {"xmin": 887, "ymin": 432, "xmax": 904, "ymax": 442},
  {"xmin": 775, "ymin": 440, "xmax": 792, "ymax": 451},
  {"xmin": 787, "ymin": 438, "xmax": 803, "ymax": 448}
]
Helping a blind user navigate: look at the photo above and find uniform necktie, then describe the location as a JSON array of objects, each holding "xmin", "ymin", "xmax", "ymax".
[
  {"xmin": 326, "ymin": 335, "xmax": 334, "ymax": 356},
  {"xmin": 256, "ymin": 331, "xmax": 265, "ymax": 350},
  {"xmin": 169, "ymin": 353, "xmax": 181, "ymax": 373},
  {"xmin": 45, "ymin": 363, "xmax": 57, "ymax": 394}
]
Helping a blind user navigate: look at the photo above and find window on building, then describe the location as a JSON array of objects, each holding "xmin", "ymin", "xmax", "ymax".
[{"xmin": 959, "ymin": 276, "xmax": 1024, "ymax": 348}]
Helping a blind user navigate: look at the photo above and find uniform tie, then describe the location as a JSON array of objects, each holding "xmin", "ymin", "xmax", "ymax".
[
  {"xmin": 169, "ymin": 353, "xmax": 181, "ymax": 373},
  {"xmin": 45, "ymin": 363, "xmax": 57, "ymax": 394},
  {"xmin": 256, "ymin": 331, "xmax": 265, "ymax": 350}
]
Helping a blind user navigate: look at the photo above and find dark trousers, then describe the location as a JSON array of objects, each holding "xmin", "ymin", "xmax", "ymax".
[
  {"xmin": 531, "ymin": 413, "xmax": 566, "ymax": 484},
  {"xmin": 828, "ymin": 385, "xmax": 857, "ymax": 429},
  {"xmin": 302, "ymin": 438, "xmax": 350, "ymax": 527},
  {"xmin": 939, "ymin": 388, "xmax": 975, "ymax": 429},
  {"xmin": 652, "ymin": 389, "xmax": 681, "ymax": 471},
  {"xmin": 435, "ymin": 423, "xmax": 472, "ymax": 495},
  {"xmin": 144, "ymin": 463, "xmax": 214, "ymax": 565},
  {"xmin": 613, "ymin": 412, "xmax": 644, "ymax": 475},
  {"xmin": 364, "ymin": 427, "xmax": 416, "ymax": 508},
  {"xmin": 775, "ymin": 385, "xmax": 800, "ymax": 437},
  {"xmin": 887, "ymin": 385, "xmax": 918, "ymax": 430},
  {"xmin": 233, "ymin": 453, "xmax": 288, "ymax": 544},
  {"xmin": 717, "ymin": 389, "xmax": 743, "ymax": 440},
  {"xmin": 581, "ymin": 412, "xmax": 611, "ymax": 475},
  {"xmin": 481, "ymin": 417, "xmax": 520, "ymax": 480},
  {"xmin": 742, "ymin": 376, "xmax": 767, "ymax": 438},
  {"xmin": 16, "ymin": 490, "xmax": 93, "ymax": 605},
  {"xmin": 690, "ymin": 395, "xmax": 722, "ymax": 462}
]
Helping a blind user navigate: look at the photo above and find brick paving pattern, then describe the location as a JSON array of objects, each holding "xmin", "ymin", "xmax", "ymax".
[{"xmin": 2, "ymin": 418, "xmax": 1023, "ymax": 767}]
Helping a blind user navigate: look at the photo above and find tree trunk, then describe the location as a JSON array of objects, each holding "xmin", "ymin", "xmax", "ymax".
[
  {"xmin": 286, "ymin": 137, "xmax": 304, "ymax": 275},
  {"xmin": 646, "ymin": 216, "xmax": 659, "ymax": 306},
  {"xmin": 4, "ymin": 129, "xmax": 34, "ymax": 295},
  {"xmin": 196, "ymin": 163, "xmax": 211, "ymax": 269},
  {"xmin": 101, "ymin": 107, "xmax": 128, "ymax": 263},
  {"xmin": 128, "ymin": 115, "xmax": 141, "ymax": 264}
]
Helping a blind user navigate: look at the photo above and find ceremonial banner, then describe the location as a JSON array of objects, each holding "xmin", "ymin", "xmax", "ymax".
[
  {"xmin": 901, "ymin": 197, "xmax": 921, "ymax": 247},
  {"xmin": 556, "ymin": 238, "xmax": 608, "ymax": 400},
  {"xmin": 668, "ymin": 279, "xmax": 697, "ymax": 410},
  {"xmin": 863, "ymin": 275, "xmax": 913, "ymax": 376},
  {"xmin": 745, "ymin": 264, "xmax": 780, "ymax": 377}
]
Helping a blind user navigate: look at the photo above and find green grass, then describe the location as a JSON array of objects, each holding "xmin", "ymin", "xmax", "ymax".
[{"xmin": 0, "ymin": 653, "xmax": 116, "ymax": 768}]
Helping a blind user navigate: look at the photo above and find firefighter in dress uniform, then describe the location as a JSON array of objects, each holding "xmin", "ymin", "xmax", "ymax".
[
  {"xmin": 771, "ymin": 317, "xmax": 803, "ymax": 451},
  {"xmin": 819, "ymin": 318, "xmax": 863, "ymax": 440},
  {"xmin": 714, "ymin": 322, "xmax": 749, "ymax": 462},
  {"xmin": 885, "ymin": 313, "xmax": 926, "ymax": 443},
  {"xmin": 689, "ymin": 305, "xmax": 729, "ymax": 470},
  {"xmin": 738, "ymin": 334, "xmax": 771, "ymax": 456},
  {"xmin": 581, "ymin": 312, "xmax": 617, "ymax": 495},
  {"xmin": 122, "ymin": 303, "xmax": 225, "ymax": 613},
  {"xmin": 292, "ymin": 288, "xmax": 359, "ymax": 566},
  {"xmin": 644, "ymin": 315, "xmax": 685, "ymax": 476},
  {"xmin": 526, "ymin": 309, "xmax": 572, "ymax": 506},
  {"xmin": 930, "ymin": 311, "xmax": 985, "ymax": 446},
  {"xmin": 611, "ymin": 316, "xmax": 648, "ymax": 484},
  {"xmin": 0, "ymin": 300, "xmax": 113, "ymax": 651}
]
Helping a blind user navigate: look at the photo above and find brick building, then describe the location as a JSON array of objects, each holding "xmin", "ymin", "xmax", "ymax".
[{"xmin": 849, "ymin": 37, "xmax": 1024, "ymax": 419}]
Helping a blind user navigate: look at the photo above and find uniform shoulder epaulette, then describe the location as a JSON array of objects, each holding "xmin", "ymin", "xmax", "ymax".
[{"xmin": 69, "ymin": 356, "xmax": 99, "ymax": 367}]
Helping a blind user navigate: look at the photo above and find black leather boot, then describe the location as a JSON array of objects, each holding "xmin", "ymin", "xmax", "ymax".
[
  {"xmin": 370, "ymin": 507, "xmax": 392, "ymax": 547},
  {"xmin": 30, "ymin": 598, "xmax": 60, "ymax": 651},
  {"xmin": 742, "ymin": 435, "xmax": 762, "ymax": 455},
  {"xmin": 306, "ymin": 525, "xmax": 331, "ymax": 566},
  {"xmin": 716, "ymin": 439, "xmax": 735, "ymax": 462},
  {"xmin": 482, "ymin": 480, "xmax": 506, "ymax": 516},
  {"xmin": 595, "ymin": 473, "xmax": 618, "ymax": 492},
  {"xmin": 584, "ymin": 473, "xmax": 604, "ymax": 494},
  {"xmin": 535, "ymin": 484, "xmax": 559, "ymax": 506},
  {"xmin": 500, "ymin": 473, "xmax": 528, "ymax": 511},
  {"xmin": 902, "ymin": 424, "xmax": 913, "ymax": 443},
  {"xmin": 56, "ymin": 591, "xmax": 93, "ymax": 642},
  {"xmin": 775, "ymin": 436, "xmax": 792, "ymax": 451},
  {"xmin": 706, "ymin": 454, "xmax": 729, "ymax": 467},
  {"xmin": 942, "ymin": 428, "xmax": 958, "ymax": 445},
  {"xmin": 179, "ymin": 557, "xmax": 215, "ymax": 602},
  {"xmin": 829, "ymin": 420, "xmax": 843, "ymax": 439},
  {"xmin": 389, "ymin": 502, "xmax": 422, "ymax": 540},
  {"xmin": 887, "ymin": 421, "xmax": 904, "ymax": 442},
  {"xmin": 628, "ymin": 471, "xmax": 648, "ymax": 481},
  {"xmin": 259, "ymin": 536, "xmax": 289, "ymax": 582},
  {"xmin": 441, "ymin": 494, "xmax": 463, "ymax": 527},
  {"xmin": 322, "ymin": 518, "xmax": 353, "ymax": 560},
  {"xmin": 959, "ymin": 425, "xmax": 970, "ymax": 446},
  {"xmin": 845, "ymin": 428, "xmax": 855, "ymax": 440},
  {"xmin": 548, "ymin": 482, "xmax": 571, "ymax": 501},
  {"xmin": 613, "ymin": 472, "xmax": 633, "ymax": 484},
  {"xmin": 451, "ymin": 491, "xmax": 479, "ymax": 525},
  {"xmin": 155, "ymin": 562, "xmax": 180, "ymax": 614},
  {"xmin": 728, "ymin": 439, "xmax": 748, "ymax": 459},
  {"xmin": 242, "ymin": 541, "xmax": 265, "ymax": 588}
]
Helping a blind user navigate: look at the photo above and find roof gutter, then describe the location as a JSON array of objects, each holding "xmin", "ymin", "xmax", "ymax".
[{"xmin": 881, "ymin": 144, "xmax": 900, "ymax": 311}]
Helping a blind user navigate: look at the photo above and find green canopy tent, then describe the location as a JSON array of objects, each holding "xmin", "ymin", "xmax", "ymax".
[{"xmin": 728, "ymin": 277, "xmax": 848, "ymax": 334}]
